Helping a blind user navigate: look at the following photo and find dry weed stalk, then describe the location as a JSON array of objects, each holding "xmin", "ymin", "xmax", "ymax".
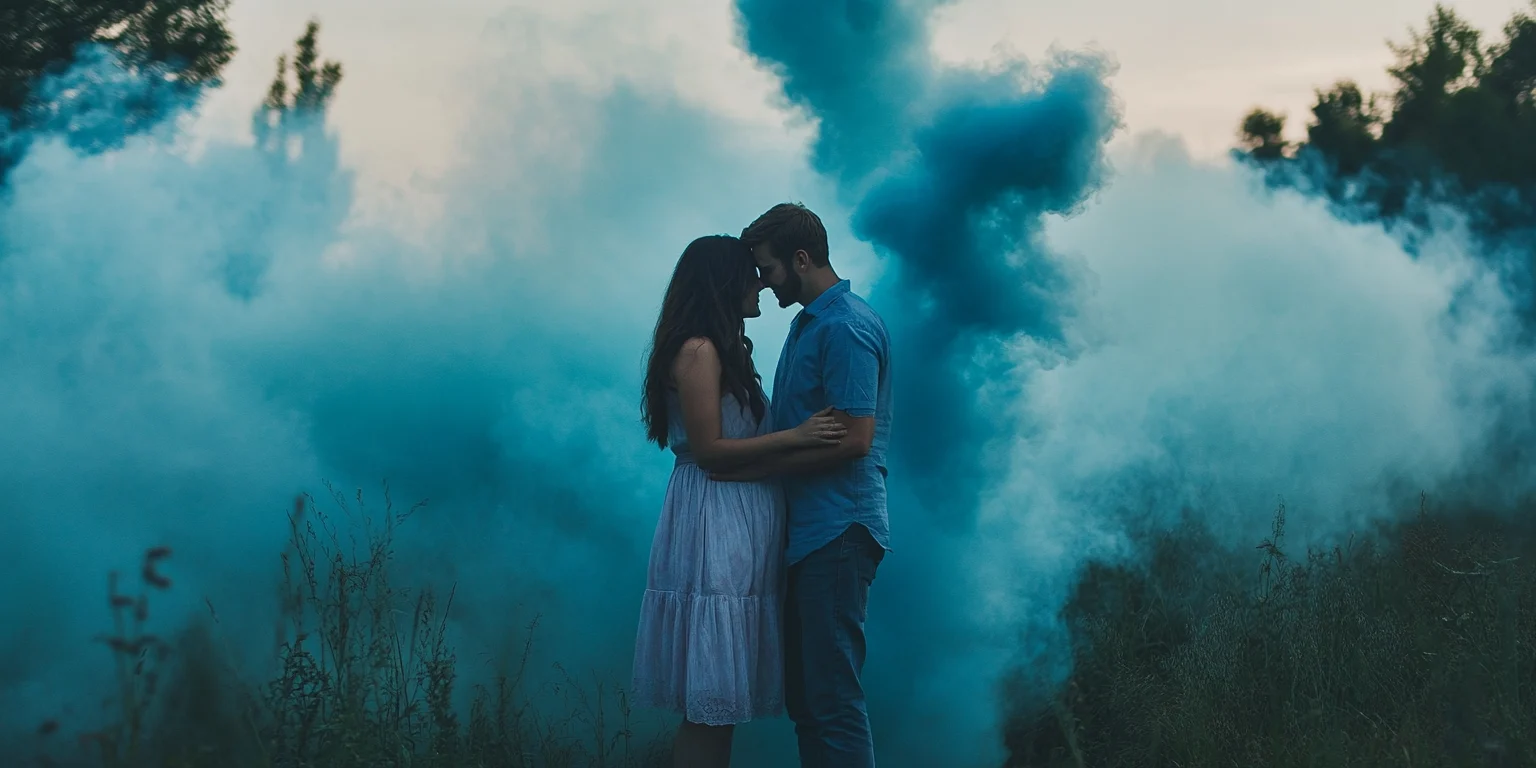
[{"xmin": 33, "ymin": 483, "xmax": 668, "ymax": 768}]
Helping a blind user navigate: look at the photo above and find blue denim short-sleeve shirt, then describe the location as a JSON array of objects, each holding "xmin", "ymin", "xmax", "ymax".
[{"xmin": 770, "ymin": 279, "xmax": 892, "ymax": 566}]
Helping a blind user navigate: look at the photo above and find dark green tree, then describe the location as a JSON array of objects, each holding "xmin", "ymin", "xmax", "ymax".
[
  {"xmin": 224, "ymin": 20, "xmax": 349, "ymax": 300},
  {"xmin": 1305, "ymin": 81, "xmax": 1381, "ymax": 176},
  {"xmin": 0, "ymin": 0, "xmax": 234, "ymax": 120},
  {"xmin": 1381, "ymin": 4, "xmax": 1486, "ymax": 145},
  {"xmin": 253, "ymin": 19, "xmax": 344, "ymax": 156},
  {"xmin": 261, "ymin": 20, "xmax": 343, "ymax": 115},
  {"xmin": 1237, "ymin": 108, "xmax": 1288, "ymax": 161},
  {"xmin": 1239, "ymin": 3, "xmax": 1536, "ymax": 235},
  {"xmin": 1484, "ymin": 10, "xmax": 1536, "ymax": 103},
  {"xmin": 0, "ymin": 0, "xmax": 235, "ymax": 178}
]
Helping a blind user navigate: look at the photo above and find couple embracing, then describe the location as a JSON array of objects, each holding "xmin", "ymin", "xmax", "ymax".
[{"xmin": 631, "ymin": 203, "xmax": 893, "ymax": 767}]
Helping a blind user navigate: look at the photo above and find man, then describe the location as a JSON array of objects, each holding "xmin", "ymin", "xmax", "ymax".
[{"xmin": 713, "ymin": 202, "xmax": 892, "ymax": 767}]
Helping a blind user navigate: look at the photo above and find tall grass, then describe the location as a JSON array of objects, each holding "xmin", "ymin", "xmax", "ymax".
[
  {"xmin": 1004, "ymin": 496, "xmax": 1536, "ymax": 767},
  {"xmin": 31, "ymin": 488, "xmax": 1535, "ymax": 767},
  {"xmin": 29, "ymin": 485, "xmax": 670, "ymax": 768}
]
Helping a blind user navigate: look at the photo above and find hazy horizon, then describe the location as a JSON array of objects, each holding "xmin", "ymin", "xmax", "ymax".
[{"xmin": 204, "ymin": 0, "xmax": 1527, "ymax": 190}]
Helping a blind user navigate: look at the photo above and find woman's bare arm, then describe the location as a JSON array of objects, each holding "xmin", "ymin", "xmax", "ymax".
[{"xmin": 672, "ymin": 337, "xmax": 841, "ymax": 472}]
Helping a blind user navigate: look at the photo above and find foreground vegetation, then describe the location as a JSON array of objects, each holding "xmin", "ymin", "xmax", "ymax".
[
  {"xmin": 31, "ymin": 488, "xmax": 1533, "ymax": 767},
  {"xmin": 1004, "ymin": 497, "xmax": 1536, "ymax": 767},
  {"xmin": 29, "ymin": 486, "xmax": 670, "ymax": 768}
]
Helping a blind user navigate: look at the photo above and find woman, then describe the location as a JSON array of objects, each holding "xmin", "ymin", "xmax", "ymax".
[{"xmin": 632, "ymin": 234, "xmax": 844, "ymax": 767}]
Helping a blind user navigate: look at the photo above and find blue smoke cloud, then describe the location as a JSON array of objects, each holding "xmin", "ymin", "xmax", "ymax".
[
  {"xmin": 856, "ymin": 59, "xmax": 1119, "ymax": 509},
  {"xmin": 4, "ymin": 5, "xmax": 1536, "ymax": 768},
  {"xmin": 732, "ymin": 0, "xmax": 1535, "ymax": 763},
  {"xmin": 0, "ymin": 32, "xmax": 821, "ymax": 755},
  {"xmin": 731, "ymin": 0, "xmax": 940, "ymax": 182},
  {"xmin": 734, "ymin": 0, "xmax": 1120, "ymax": 515},
  {"xmin": 728, "ymin": 5, "xmax": 1124, "ymax": 756}
]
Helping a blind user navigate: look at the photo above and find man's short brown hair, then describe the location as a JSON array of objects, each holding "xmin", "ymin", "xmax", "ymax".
[{"xmin": 740, "ymin": 202, "xmax": 830, "ymax": 267}]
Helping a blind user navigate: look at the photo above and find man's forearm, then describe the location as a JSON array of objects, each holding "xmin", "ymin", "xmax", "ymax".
[
  {"xmin": 709, "ymin": 411, "xmax": 874, "ymax": 483},
  {"xmin": 761, "ymin": 443, "xmax": 863, "ymax": 477}
]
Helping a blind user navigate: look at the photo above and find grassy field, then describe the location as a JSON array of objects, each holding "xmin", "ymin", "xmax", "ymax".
[
  {"xmin": 26, "ymin": 491, "xmax": 1535, "ymax": 767},
  {"xmin": 1003, "ymin": 497, "xmax": 1536, "ymax": 768},
  {"xmin": 30, "ymin": 487, "xmax": 670, "ymax": 768}
]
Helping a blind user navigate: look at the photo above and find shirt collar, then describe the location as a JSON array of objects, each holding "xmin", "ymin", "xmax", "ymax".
[{"xmin": 801, "ymin": 279, "xmax": 851, "ymax": 318}]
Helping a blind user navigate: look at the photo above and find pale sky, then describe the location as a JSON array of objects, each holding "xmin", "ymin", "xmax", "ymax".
[{"xmin": 201, "ymin": 0, "xmax": 1530, "ymax": 187}]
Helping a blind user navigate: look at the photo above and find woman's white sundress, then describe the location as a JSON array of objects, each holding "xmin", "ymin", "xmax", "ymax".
[{"xmin": 630, "ymin": 391, "xmax": 787, "ymax": 726}]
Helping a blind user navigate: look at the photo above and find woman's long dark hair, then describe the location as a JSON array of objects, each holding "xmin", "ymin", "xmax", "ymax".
[{"xmin": 642, "ymin": 234, "xmax": 767, "ymax": 448}]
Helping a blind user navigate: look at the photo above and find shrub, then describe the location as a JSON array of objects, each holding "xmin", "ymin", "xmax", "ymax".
[{"xmin": 1004, "ymin": 497, "xmax": 1536, "ymax": 768}]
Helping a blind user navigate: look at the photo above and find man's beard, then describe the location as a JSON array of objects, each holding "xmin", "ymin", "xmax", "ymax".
[{"xmin": 775, "ymin": 271, "xmax": 801, "ymax": 308}]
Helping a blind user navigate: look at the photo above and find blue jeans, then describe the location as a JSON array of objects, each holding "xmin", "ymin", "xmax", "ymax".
[{"xmin": 784, "ymin": 523, "xmax": 885, "ymax": 767}]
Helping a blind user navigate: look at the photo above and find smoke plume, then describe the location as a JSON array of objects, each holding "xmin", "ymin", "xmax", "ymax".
[{"xmin": 2, "ymin": 3, "xmax": 1533, "ymax": 767}]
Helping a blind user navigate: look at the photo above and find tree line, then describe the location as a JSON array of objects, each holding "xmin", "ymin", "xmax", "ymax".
[
  {"xmin": 1238, "ymin": 3, "xmax": 1536, "ymax": 241},
  {"xmin": 0, "ymin": 0, "xmax": 340, "ymax": 180}
]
